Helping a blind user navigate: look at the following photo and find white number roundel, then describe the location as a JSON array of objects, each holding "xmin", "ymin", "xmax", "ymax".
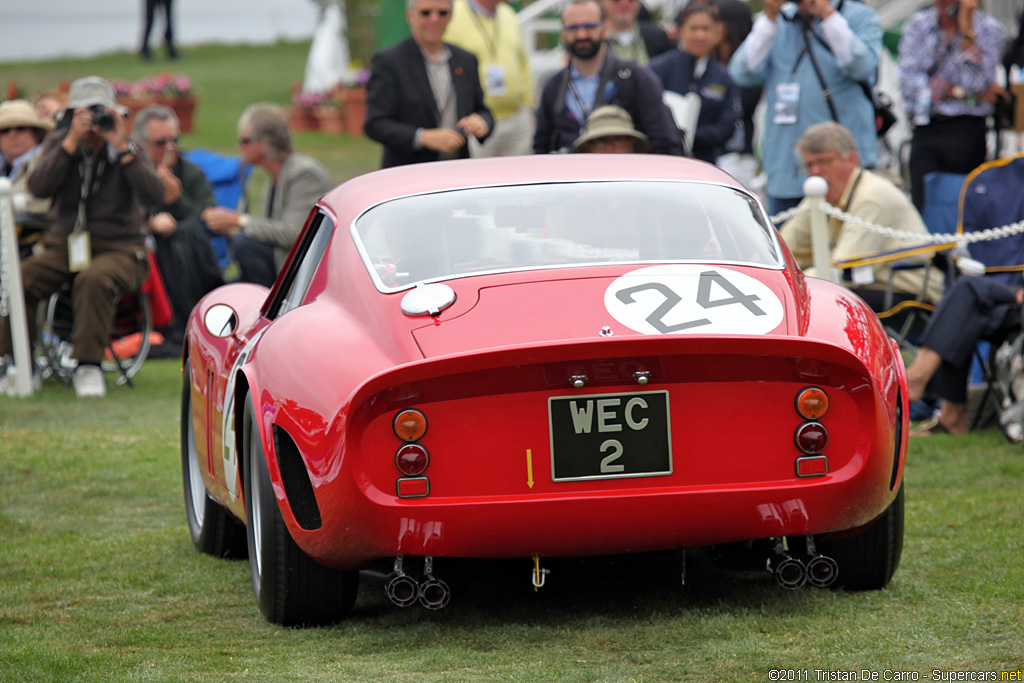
[{"xmin": 604, "ymin": 265, "xmax": 784, "ymax": 336}]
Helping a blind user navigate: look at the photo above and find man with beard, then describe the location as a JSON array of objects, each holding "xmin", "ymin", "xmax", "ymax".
[{"xmin": 533, "ymin": 0, "xmax": 681, "ymax": 155}]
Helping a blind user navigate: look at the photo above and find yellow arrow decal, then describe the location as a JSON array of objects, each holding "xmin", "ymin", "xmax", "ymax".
[{"xmin": 526, "ymin": 448, "xmax": 534, "ymax": 489}]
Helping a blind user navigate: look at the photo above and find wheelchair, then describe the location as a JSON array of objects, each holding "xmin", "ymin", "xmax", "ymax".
[
  {"xmin": 14, "ymin": 212, "xmax": 157, "ymax": 388},
  {"xmin": 37, "ymin": 281, "xmax": 154, "ymax": 388}
]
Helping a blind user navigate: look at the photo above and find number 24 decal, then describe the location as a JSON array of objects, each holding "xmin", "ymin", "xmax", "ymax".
[{"xmin": 615, "ymin": 269, "xmax": 766, "ymax": 334}]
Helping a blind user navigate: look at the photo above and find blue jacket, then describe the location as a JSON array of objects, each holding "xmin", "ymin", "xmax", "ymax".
[
  {"xmin": 728, "ymin": 1, "xmax": 881, "ymax": 199},
  {"xmin": 533, "ymin": 52, "xmax": 683, "ymax": 155},
  {"xmin": 650, "ymin": 47, "xmax": 741, "ymax": 163}
]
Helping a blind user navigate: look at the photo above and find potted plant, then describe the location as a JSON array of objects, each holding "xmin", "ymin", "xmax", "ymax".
[
  {"xmin": 288, "ymin": 83, "xmax": 321, "ymax": 132},
  {"xmin": 339, "ymin": 67, "xmax": 370, "ymax": 137},
  {"xmin": 310, "ymin": 88, "xmax": 345, "ymax": 134}
]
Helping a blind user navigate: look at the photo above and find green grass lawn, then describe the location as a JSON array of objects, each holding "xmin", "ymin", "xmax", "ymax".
[
  {"xmin": 3, "ymin": 41, "xmax": 1024, "ymax": 683},
  {"xmin": 3, "ymin": 40, "xmax": 382, "ymax": 186},
  {"xmin": 2, "ymin": 360, "xmax": 1023, "ymax": 682}
]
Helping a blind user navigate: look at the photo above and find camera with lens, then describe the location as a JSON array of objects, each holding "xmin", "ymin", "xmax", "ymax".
[{"xmin": 88, "ymin": 103, "xmax": 115, "ymax": 131}]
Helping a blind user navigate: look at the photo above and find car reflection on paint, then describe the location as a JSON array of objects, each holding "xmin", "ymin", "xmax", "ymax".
[{"xmin": 181, "ymin": 155, "xmax": 908, "ymax": 626}]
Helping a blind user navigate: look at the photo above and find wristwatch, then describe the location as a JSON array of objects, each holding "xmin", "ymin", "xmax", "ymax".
[
  {"xmin": 116, "ymin": 142, "xmax": 138, "ymax": 163},
  {"xmin": 237, "ymin": 214, "xmax": 251, "ymax": 230}
]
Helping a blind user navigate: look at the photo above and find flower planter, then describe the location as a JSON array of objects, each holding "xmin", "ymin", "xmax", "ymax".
[
  {"xmin": 287, "ymin": 105, "xmax": 319, "ymax": 132},
  {"xmin": 171, "ymin": 95, "xmax": 196, "ymax": 133},
  {"xmin": 341, "ymin": 87, "xmax": 366, "ymax": 137},
  {"xmin": 117, "ymin": 94, "xmax": 196, "ymax": 133},
  {"xmin": 313, "ymin": 105, "xmax": 345, "ymax": 134}
]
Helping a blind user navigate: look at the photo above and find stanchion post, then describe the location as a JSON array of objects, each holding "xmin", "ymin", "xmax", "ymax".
[
  {"xmin": 0, "ymin": 177, "xmax": 35, "ymax": 397},
  {"xmin": 803, "ymin": 175, "xmax": 839, "ymax": 284}
]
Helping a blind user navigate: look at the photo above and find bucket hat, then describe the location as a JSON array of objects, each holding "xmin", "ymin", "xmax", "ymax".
[
  {"xmin": 572, "ymin": 105, "xmax": 651, "ymax": 153},
  {"xmin": 67, "ymin": 76, "xmax": 118, "ymax": 109},
  {"xmin": 0, "ymin": 99, "xmax": 55, "ymax": 133}
]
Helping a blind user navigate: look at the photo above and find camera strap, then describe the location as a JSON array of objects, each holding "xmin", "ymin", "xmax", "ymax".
[
  {"xmin": 797, "ymin": 21, "xmax": 841, "ymax": 123},
  {"xmin": 73, "ymin": 144, "xmax": 105, "ymax": 235}
]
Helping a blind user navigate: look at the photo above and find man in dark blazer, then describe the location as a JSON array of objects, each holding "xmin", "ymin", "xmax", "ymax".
[{"xmin": 364, "ymin": 0, "xmax": 494, "ymax": 168}]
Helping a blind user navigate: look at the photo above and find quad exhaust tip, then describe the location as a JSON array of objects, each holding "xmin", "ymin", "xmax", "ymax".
[{"xmin": 385, "ymin": 556, "xmax": 451, "ymax": 609}]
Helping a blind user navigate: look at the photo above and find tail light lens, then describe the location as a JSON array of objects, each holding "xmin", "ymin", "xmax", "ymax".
[
  {"xmin": 396, "ymin": 443, "xmax": 429, "ymax": 476},
  {"xmin": 394, "ymin": 408, "xmax": 427, "ymax": 442},
  {"xmin": 795, "ymin": 386, "xmax": 828, "ymax": 420},
  {"xmin": 794, "ymin": 421, "xmax": 828, "ymax": 454}
]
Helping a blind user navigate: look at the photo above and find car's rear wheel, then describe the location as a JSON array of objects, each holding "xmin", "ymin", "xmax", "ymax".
[
  {"xmin": 818, "ymin": 483, "xmax": 905, "ymax": 590},
  {"xmin": 243, "ymin": 391, "xmax": 358, "ymax": 626},
  {"xmin": 181, "ymin": 365, "xmax": 246, "ymax": 558}
]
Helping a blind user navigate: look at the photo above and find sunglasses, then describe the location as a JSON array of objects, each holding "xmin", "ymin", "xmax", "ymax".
[
  {"xmin": 418, "ymin": 8, "xmax": 450, "ymax": 17},
  {"xmin": 151, "ymin": 136, "xmax": 180, "ymax": 147},
  {"xmin": 0, "ymin": 126, "xmax": 32, "ymax": 135},
  {"xmin": 563, "ymin": 22, "xmax": 603, "ymax": 32}
]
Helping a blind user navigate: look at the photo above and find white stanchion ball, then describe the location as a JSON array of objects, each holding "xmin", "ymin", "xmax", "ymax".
[{"xmin": 803, "ymin": 175, "xmax": 828, "ymax": 198}]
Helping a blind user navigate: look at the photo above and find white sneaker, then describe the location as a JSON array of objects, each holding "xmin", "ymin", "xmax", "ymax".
[{"xmin": 72, "ymin": 365, "xmax": 106, "ymax": 398}]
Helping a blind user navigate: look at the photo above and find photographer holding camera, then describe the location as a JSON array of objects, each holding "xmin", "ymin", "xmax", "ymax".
[
  {"xmin": 898, "ymin": 0, "xmax": 1005, "ymax": 211},
  {"xmin": 0, "ymin": 76, "xmax": 165, "ymax": 398},
  {"xmin": 728, "ymin": 0, "xmax": 882, "ymax": 218}
]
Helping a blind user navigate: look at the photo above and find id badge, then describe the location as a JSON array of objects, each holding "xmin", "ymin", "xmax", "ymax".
[
  {"xmin": 68, "ymin": 232, "xmax": 92, "ymax": 272},
  {"xmin": 485, "ymin": 64, "xmax": 507, "ymax": 97},
  {"xmin": 774, "ymin": 83, "xmax": 800, "ymax": 125}
]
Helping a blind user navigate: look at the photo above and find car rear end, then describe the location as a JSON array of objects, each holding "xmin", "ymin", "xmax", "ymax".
[{"xmin": 297, "ymin": 333, "xmax": 904, "ymax": 569}]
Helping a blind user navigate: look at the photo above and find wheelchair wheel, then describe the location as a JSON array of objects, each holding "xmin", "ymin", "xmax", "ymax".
[{"xmin": 38, "ymin": 285, "xmax": 154, "ymax": 387}]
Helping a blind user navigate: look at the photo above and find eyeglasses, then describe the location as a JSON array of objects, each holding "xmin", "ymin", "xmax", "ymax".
[
  {"xmin": 238, "ymin": 136, "xmax": 257, "ymax": 145},
  {"xmin": 150, "ymin": 136, "xmax": 180, "ymax": 147},
  {"xmin": 0, "ymin": 126, "xmax": 32, "ymax": 136},
  {"xmin": 418, "ymin": 8, "xmax": 450, "ymax": 17},
  {"xmin": 800, "ymin": 153, "xmax": 843, "ymax": 174},
  {"xmin": 562, "ymin": 22, "xmax": 603, "ymax": 32}
]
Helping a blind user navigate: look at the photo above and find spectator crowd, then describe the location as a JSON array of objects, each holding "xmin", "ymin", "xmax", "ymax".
[{"xmin": 1, "ymin": 0, "xmax": 1022, "ymax": 415}]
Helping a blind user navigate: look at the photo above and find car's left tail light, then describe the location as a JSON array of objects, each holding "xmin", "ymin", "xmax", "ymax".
[
  {"xmin": 794, "ymin": 386, "xmax": 829, "ymax": 478},
  {"xmin": 394, "ymin": 408, "xmax": 430, "ymax": 498}
]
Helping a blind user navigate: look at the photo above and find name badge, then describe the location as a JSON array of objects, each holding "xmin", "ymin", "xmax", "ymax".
[
  {"xmin": 774, "ymin": 83, "xmax": 800, "ymax": 125},
  {"xmin": 68, "ymin": 232, "xmax": 92, "ymax": 272},
  {"xmin": 485, "ymin": 64, "xmax": 507, "ymax": 97}
]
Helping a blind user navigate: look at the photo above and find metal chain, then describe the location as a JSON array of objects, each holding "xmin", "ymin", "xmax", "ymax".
[{"xmin": 770, "ymin": 200, "xmax": 1024, "ymax": 246}]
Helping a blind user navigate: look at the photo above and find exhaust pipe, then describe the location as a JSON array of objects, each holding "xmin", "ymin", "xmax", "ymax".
[
  {"xmin": 419, "ymin": 556, "xmax": 450, "ymax": 610},
  {"xmin": 806, "ymin": 555, "xmax": 839, "ymax": 588},
  {"xmin": 769, "ymin": 555, "xmax": 808, "ymax": 589},
  {"xmin": 768, "ymin": 537, "xmax": 807, "ymax": 589},
  {"xmin": 385, "ymin": 556, "xmax": 420, "ymax": 607}
]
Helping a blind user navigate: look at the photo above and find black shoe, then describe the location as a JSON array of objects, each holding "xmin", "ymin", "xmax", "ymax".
[
  {"xmin": 140, "ymin": 46, "xmax": 152, "ymax": 61},
  {"xmin": 167, "ymin": 43, "xmax": 179, "ymax": 60}
]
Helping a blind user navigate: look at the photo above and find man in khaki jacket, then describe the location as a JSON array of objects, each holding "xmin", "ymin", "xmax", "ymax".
[{"xmin": 780, "ymin": 121, "xmax": 944, "ymax": 314}]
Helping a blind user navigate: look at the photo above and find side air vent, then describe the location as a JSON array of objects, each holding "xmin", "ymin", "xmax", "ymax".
[{"xmin": 272, "ymin": 425, "xmax": 322, "ymax": 530}]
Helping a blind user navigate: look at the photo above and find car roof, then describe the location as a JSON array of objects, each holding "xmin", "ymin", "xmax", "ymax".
[{"xmin": 321, "ymin": 155, "xmax": 749, "ymax": 217}]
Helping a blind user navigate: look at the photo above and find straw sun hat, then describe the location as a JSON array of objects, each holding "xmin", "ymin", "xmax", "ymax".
[
  {"xmin": 0, "ymin": 99, "xmax": 55, "ymax": 133},
  {"xmin": 572, "ymin": 105, "xmax": 651, "ymax": 153}
]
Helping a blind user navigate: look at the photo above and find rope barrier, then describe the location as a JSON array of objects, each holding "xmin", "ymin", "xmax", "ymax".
[{"xmin": 769, "ymin": 201, "xmax": 1024, "ymax": 247}]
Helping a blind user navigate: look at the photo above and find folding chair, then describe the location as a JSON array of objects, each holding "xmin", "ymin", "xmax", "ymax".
[
  {"xmin": 182, "ymin": 148, "xmax": 252, "ymax": 269},
  {"xmin": 876, "ymin": 171, "xmax": 965, "ymax": 350},
  {"xmin": 954, "ymin": 154, "xmax": 1024, "ymax": 430}
]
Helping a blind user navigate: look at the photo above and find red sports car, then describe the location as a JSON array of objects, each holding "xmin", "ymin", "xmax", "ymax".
[{"xmin": 181, "ymin": 155, "xmax": 907, "ymax": 626}]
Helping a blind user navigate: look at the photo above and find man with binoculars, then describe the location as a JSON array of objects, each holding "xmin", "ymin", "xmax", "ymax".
[{"xmin": 0, "ymin": 76, "xmax": 165, "ymax": 398}]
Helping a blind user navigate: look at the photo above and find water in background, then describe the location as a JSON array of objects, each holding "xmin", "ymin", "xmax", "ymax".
[{"xmin": 0, "ymin": 0, "xmax": 319, "ymax": 64}]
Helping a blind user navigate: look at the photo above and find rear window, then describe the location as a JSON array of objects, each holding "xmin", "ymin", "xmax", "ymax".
[{"xmin": 353, "ymin": 180, "xmax": 781, "ymax": 291}]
